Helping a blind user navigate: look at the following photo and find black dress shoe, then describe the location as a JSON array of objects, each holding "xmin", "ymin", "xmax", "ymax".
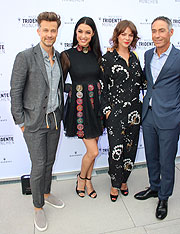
[
  {"xmin": 156, "ymin": 199, "xmax": 168, "ymax": 220},
  {"xmin": 134, "ymin": 187, "xmax": 158, "ymax": 200}
]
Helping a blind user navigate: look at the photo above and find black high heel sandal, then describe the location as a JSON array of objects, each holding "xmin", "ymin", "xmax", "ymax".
[
  {"xmin": 86, "ymin": 177, "xmax": 97, "ymax": 199},
  {"xmin": 110, "ymin": 187, "xmax": 119, "ymax": 202},
  {"xmin": 76, "ymin": 173, "xmax": 86, "ymax": 198},
  {"xmin": 110, "ymin": 193, "xmax": 119, "ymax": 202},
  {"xmin": 120, "ymin": 184, "xmax": 129, "ymax": 196},
  {"xmin": 120, "ymin": 188, "xmax": 129, "ymax": 196}
]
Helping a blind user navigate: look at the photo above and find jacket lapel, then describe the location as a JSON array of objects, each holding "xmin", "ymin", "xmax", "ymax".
[
  {"xmin": 33, "ymin": 44, "xmax": 49, "ymax": 85},
  {"xmin": 155, "ymin": 45, "xmax": 177, "ymax": 83}
]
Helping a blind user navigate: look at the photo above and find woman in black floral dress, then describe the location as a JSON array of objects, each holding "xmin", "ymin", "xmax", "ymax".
[
  {"xmin": 60, "ymin": 17, "xmax": 103, "ymax": 199},
  {"xmin": 101, "ymin": 20, "xmax": 145, "ymax": 201}
]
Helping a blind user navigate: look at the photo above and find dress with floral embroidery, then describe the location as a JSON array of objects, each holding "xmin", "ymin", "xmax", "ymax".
[
  {"xmin": 60, "ymin": 47, "xmax": 103, "ymax": 139},
  {"xmin": 101, "ymin": 49, "xmax": 146, "ymax": 188}
]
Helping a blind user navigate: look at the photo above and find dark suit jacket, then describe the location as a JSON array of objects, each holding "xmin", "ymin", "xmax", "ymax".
[
  {"xmin": 10, "ymin": 44, "xmax": 64, "ymax": 132},
  {"xmin": 142, "ymin": 45, "xmax": 180, "ymax": 129}
]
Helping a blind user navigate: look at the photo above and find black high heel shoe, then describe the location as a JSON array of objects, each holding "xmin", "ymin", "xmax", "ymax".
[
  {"xmin": 86, "ymin": 177, "xmax": 97, "ymax": 199},
  {"xmin": 76, "ymin": 173, "xmax": 86, "ymax": 198},
  {"xmin": 110, "ymin": 193, "xmax": 119, "ymax": 202},
  {"xmin": 120, "ymin": 188, "xmax": 129, "ymax": 196},
  {"xmin": 120, "ymin": 184, "xmax": 129, "ymax": 196},
  {"xmin": 110, "ymin": 187, "xmax": 119, "ymax": 202}
]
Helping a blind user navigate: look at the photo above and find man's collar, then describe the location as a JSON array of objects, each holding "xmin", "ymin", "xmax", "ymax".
[
  {"xmin": 39, "ymin": 43, "xmax": 55, "ymax": 59},
  {"xmin": 153, "ymin": 43, "xmax": 172, "ymax": 57}
]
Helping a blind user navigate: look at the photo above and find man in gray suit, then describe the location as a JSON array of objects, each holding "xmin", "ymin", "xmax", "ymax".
[
  {"xmin": 134, "ymin": 16, "xmax": 180, "ymax": 220},
  {"xmin": 10, "ymin": 12, "xmax": 64, "ymax": 231}
]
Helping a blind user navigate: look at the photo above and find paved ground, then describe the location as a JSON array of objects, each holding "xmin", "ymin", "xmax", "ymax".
[{"xmin": 1, "ymin": 163, "xmax": 180, "ymax": 234}]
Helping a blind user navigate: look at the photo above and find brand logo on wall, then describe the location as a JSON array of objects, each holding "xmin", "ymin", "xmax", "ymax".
[
  {"xmin": 139, "ymin": 0, "xmax": 158, "ymax": 3},
  {"xmin": 0, "ymin": 157, "xmax": 12, "ymax": 164},
  {"xmin": 64, "ymin": 17, "xmax": 76, "ymax": 25},
  {"xmin": 174, "ymin": 41, "xmax": 180, "ymax": 48},
  {"xmin": 0, "ymin": 135, "xmax": 14, "ymax": 145},
  {"xmin": 138, "ymin": 137, "xmax": 144, "ymax": 149},
  {"xmin": 69, "ymin": 151, "xmax": 83, "ymax": 157},
  {"xmin": 140, "ymin": 18, "xmax": 151, "ymax": 25},
  {"xmin": 0, "ymin": 91, "xmax": 10, "ymax": 102},
  {"xmin": 18, "ymin": 16, "xmax": 37, "ymax": 28},
  {"xmin": 99, "ymin": 16, "xmax": 122, "ymax": 27},
  {"xmin": 0, "ymin": 42, "xmax": 5, "ymax": 54},
  {"xmin": 0, "ymin": 115, "xmax": 7, "ymax": 123},
  {"xmin": 99, "ymin": 147, "xmax": 109, "ymax": 155},
  {"xmin": 137, "ymin": 40, "xmax": 154, "ymax": 49},
  {"xmin": 137, "ymin": 127, "xmax": 144, "ymax": 149},
  {"xmin": 102, "ymin": 129, "xmax": 107, "ymax": 136},
  {"xmin": 172, "ymin": 18, "xmax": 180, "ymax": 27},
  {"xmin": 60, "ymin": 42, "xmax": 73, "ymax": 50}
]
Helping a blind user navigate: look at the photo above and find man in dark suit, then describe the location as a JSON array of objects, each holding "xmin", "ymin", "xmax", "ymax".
[
  {"xmin": 134, "ymin": 16, "xmax": 180, "ymax": 220},
  {"xmin": 10, "ymin": 12, "xmax": 64, "ymax": 231}
]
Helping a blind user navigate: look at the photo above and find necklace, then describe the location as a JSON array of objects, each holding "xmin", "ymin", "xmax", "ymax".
[{"xmin": 76, "ymin": 44, "xmax": 91, "ymax": 54}]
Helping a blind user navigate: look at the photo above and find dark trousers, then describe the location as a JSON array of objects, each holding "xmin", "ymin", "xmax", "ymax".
[
  {"xmin": 142, "ymin": 109, "xmax": 180, "ymax": 200},
  {"xmin": 107, "ymin": 115, "xmax": 140, "ymax": 189},
  {"xmin": 23, "ymin": 108, "xmax": 61, "ymax": 208}
]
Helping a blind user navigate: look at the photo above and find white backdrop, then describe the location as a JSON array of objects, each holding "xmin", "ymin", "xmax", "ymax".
[{"xmin": 0, "ymin": 0, "xmax": 180, "ymax": 179}]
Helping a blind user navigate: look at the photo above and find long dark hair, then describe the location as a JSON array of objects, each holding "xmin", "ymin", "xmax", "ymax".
[
  {"xmin": 110, "ymin": 20, "xmax": 139, "ymax": 50},
  {"xmin": 72, "ymin": 16, "xmax": 102, "ymax": 63}
]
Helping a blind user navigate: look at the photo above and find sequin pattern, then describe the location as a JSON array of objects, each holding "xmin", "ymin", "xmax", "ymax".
[{"xmin": 76, "ymin": 85, "xmax": 84, "ymax": 138}]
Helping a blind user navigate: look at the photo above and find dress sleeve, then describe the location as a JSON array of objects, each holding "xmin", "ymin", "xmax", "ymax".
[
  {"xmin": 133, "ymin": 52, "xmax": 147, "ymax": 91},
  {"xmin": 60, "ymin": 51, "xmax": 71, "ymax": 93},
  {"xmin": 139, "ymin": 60, "xmax": 147, "ymax": 91},
  {"xmin": 100, "ymin": 55, "xmax": 112, "ymax": 115}
]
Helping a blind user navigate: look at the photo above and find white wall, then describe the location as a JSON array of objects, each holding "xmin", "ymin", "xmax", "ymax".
[{"xmin": 0, "ymin": 0, "xmax": 180, "ymax": 179}]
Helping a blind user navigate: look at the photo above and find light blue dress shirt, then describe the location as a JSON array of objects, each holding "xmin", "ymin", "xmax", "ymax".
[
  {"xmin": 151, "ymin": 43, "xmax": 172, "ymax": 83},
  {"xmin": 149, "ymin": 43, "xmax": 172, "ymax": 106},
  {"xmin": 40, "ymin": 44, "xmax": 61, "ymax": 114}
]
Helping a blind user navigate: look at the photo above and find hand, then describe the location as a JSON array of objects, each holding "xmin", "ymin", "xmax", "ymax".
[
  {"xmin": 21, "ymin": 126, "xmax": 25, "ymax": 132},
  {"xmin": 107, "ymin": 47, "xmax": 113, "ymax": 52},
  {"xmin": 106, "ymin": 111, "xmax": 111, "ymax": 119}
]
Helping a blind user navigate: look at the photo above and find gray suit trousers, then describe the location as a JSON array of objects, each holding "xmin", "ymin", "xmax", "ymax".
[{"xmin": 23, "ymin": 108, "xmax": 61, "ymax": 208}]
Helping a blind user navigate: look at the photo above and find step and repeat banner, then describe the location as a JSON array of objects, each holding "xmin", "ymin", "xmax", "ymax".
[{"xmin": 1, "ymin": 0, "xmax": 180, "ymax": 179}]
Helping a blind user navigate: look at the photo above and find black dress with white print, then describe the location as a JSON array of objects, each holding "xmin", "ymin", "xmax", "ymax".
[{"xmin": 100, "ymin": 49, "xmax": 146, "ymax": 189}]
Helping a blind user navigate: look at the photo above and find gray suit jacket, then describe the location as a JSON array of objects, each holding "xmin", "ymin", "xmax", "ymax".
[
  {"xmin": 10, "ymin": 44, "xmax": 64, "ymax": 132},
  {"xmin": 142, "ymin": 45, "xmax": 180, "ymax": 129}
]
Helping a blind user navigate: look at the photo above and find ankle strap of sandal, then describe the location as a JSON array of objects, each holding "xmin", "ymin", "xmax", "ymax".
[
  {"xmin": 78, "ymin": 173, "xmax": 86, "ymax": 180},
  {"xmin": 86, "ymin": 177, "xmax": 91, "ymax": 180}
]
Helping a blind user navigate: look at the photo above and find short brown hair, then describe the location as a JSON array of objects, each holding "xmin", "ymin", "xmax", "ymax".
[
  {"xmin": 37, "ymin": 12, "xmax": 61, "ymax": 28},
  {"xmin": 110, "ymin": 20, "xmax": 139, "ymax": 49}
]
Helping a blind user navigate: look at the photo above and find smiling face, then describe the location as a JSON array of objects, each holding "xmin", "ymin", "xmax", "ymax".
[
  {"xmin": 37, "ymin": 20, "xmax": 58, "ymax": 51},
  {"xmin": 152, "ymin": 20, "xmax": 173, "ymax": 54},
  {"xmin": 76, "ymin": 23, "xmax": 94, "ymax": 47},
  {"xmin": 117, "ymin": 27, "xmax": 134, "ymax": 49}
]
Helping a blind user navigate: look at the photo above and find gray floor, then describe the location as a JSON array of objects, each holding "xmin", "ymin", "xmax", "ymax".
[{"xmin": 1, "ymin": 164, "xmax": 180, "ymax": 234}]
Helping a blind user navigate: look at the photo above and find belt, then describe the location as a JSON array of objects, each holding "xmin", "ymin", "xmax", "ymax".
[{"xmin": 148, "ymin": 106, "xmax": 152, "ymax": 110}]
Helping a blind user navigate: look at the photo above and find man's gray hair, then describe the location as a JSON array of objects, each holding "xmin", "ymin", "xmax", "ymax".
[{"xmin": 151, "ymin": 16, "xmax": 172, "ymax": 31}]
